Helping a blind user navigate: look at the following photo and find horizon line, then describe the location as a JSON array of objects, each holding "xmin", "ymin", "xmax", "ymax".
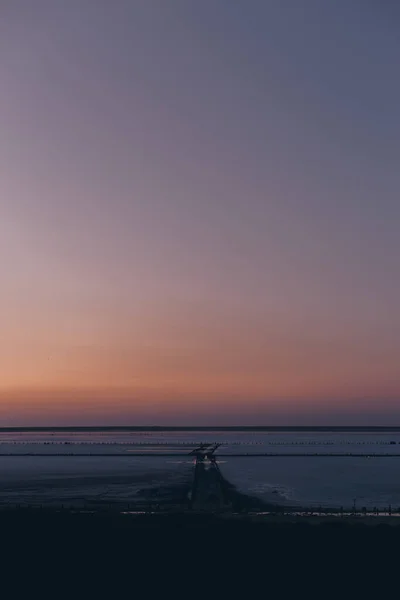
[{"xmin": 2, "ymin": 425, "xmax": 400, "ymax": 432}]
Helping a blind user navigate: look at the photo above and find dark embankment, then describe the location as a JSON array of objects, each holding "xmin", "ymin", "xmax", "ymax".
[
  {"xmin": 2, "ymin": 510, "xmax": 398, "ymax": 594},
  {"xmin": 3, "ymin": 510, "xmax": 400, "ymax": 558}
]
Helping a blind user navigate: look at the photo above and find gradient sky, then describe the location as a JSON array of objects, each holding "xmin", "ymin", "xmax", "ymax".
[{"xmin": 1, "ymin": 0, "xmax": 400, "ymax": 425}]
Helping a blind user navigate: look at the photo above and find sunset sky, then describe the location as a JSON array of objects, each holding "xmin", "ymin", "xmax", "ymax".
[{"xmin": 1, "ymin": 1, "xmax": 400, "ymax": 426}]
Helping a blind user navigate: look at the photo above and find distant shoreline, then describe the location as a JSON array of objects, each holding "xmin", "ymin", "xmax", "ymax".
[{"xmin": 2, "ymin": 426, "xmax": 400, "ymax": 432}]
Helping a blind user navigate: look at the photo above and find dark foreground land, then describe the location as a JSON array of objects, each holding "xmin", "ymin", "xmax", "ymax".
[
  {"xmin": 2, "ymin": 510, "xmax": 400, "ymax": 591},
  {"xmin": 4, "ymin": 510, "xmax": 400, "ymax": 553}
]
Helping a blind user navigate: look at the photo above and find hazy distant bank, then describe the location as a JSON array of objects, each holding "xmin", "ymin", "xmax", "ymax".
[{"xmin": 2, "ymin": 425, "xmax": 400, "ymax": 432}]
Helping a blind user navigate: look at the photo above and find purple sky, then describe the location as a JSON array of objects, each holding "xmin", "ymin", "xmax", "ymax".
[{"xmin": 1, "ymin": 1, "xmax": 400, "ymax": 425}]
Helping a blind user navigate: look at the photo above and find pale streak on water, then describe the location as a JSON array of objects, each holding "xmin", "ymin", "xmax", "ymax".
[{"xmin": 1, "ymin": 429, "xmax": 400, "ymax": 509}]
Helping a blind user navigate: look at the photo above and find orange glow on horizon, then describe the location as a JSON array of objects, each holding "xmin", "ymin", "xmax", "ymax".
[{"xmin": 2, "ymin": 2, "xmax": 400, "ymax": 425}]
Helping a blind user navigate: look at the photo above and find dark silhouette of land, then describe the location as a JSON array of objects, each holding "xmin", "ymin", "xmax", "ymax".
[{"xmin": 2, "ymin": 509, "xmax": 399, "ymax": 590}]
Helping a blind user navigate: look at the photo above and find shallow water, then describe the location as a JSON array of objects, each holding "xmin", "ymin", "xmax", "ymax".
[{"xmin": 1, "ymin": 429, "xmax": 400, "ymax": 509}]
